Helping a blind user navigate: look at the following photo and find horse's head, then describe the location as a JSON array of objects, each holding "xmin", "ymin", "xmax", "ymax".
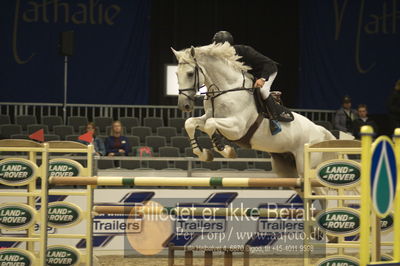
[
  {"xmin": 172, "ymin": 43, "xmax": 252, "ymax": 112},
  {"xmin": 172, "ymin": 46, "xmax": 205, "ymax": 112}
]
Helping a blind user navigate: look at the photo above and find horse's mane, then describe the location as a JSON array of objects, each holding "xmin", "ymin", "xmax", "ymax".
[{"xmin": 179, "ymin": 42, "xmax": 252, "ymax": 72}]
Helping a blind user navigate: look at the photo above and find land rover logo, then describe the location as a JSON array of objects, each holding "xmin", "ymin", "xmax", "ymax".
[
  {"xmin": 316, "ymin": 160, "xmax": 361, "ymax": 188},
  {"xmin": 0, "ymin": 203, "xmax": 36, "ymax": 230},
  {"xmin": 381, "ymin": 213, "xmax": 394, "ymax": 232},
  {"xmin": 316, "ymin": 255, "xmax": 359, "ymax": 266},
  {"xmin": 48, "ymin": 202, "xmax": 82, "ymax": 228},
  {"xmin": 47, "ymin": 245, "xmax": 80, "ymax": 266},
  {"xmin": 0, "ymin": 249, "xmax": 35, "ymax": 266},
  {"xmin": 49, "ymin": 159, "xmax": 82, "ymax": 177},
  {"xmin": 0, "ymin": 159, "xmax": 37, "ymax": 186},
  {"xmin": 316, "ymin": 208, "xmax": 360, "ymax": 236},
  {"xmin": 381, "ymin": 254, "xmax": 393, "ymax": 261}
]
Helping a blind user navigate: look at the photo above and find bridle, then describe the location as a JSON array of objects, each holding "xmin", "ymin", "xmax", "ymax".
[
  {"xmin": 178, "ymin": 60, "xmax": 253, "ymax": 107},
  {"xmin": 177, "ymin": 60, "xmax": 205, "ymax": 102}
]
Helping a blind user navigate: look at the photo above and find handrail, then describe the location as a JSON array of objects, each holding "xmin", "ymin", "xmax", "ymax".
[
  {"xmin": 0, "ymin": 155, "xmax": 271, "ymax": 162},
  {"xmin": 0, "ymin": 102, "xmax": 336, "ymax": 113},
  {"xmin": 0, "ymin": 154, "xmax": 273, "ymax": 177}
]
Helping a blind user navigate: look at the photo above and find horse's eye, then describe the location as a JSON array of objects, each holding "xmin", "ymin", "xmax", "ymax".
[{"xmin": 187, "ymin": 72, "xmax": 194, "ymax": 78}]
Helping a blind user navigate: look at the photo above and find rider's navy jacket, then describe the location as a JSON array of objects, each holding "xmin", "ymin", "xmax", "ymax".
[{"xmin": 233, "ymin": 45, "xmax": 278, "ymax": 81}]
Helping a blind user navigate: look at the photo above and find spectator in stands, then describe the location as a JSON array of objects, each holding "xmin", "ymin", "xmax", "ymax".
[
  {"xmin": 105, "ymin": 120, "xmax": 129, "ymax": 156},
  {"xmin": 352, "ymin": 104, "xmax": 378, "ymax": 139},
  {"xmin": 334, "ymin": 96, "xmax": 358, "ymax": 133},
  {"xmin": 388, "ymin": 79, "xmax": 400, "ymax": 128},
  {"xmin": 78, "ymin": 122, "xmax": 106, "ymax": 156}
]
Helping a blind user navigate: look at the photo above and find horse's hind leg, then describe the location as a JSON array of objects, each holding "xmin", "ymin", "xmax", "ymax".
[
  {"xmin": 211, "ymin": 132, "xmax": 237, "ymax": 159},
  {"xmin": 271, "ymin": 152, "xmax": 298, "ymax": 179},
  {"xmin": 271, "ymin": 152, "xmax": 304, "ymax": 197}
]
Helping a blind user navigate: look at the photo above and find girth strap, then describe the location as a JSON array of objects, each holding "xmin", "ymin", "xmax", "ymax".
[{"xmin": 225, "ymin": 114, "xmax": 264, "ymax": 149}]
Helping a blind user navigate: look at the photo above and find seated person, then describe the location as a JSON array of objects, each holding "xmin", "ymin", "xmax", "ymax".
[
  {"xmin": 334, "ymin": 96, "xmax": 358, "ymax": 133},
  {"xmin": 352, "ymin": 104, "xmax": 378, "ymax": 139},
  {"xmin": 105, "ymin": 120, "xmax": 129, "ymax": 156},
  {"xmin": 78, "ymin": 122, "xmax": 106, "ymax": 156}
]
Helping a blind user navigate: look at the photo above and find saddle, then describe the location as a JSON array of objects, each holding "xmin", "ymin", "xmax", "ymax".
[{"xmin": 253, "ymin": 88, "xmax": 294, "ymax": 122}]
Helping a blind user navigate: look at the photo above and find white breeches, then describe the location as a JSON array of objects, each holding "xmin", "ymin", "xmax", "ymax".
[{"xmin": 260, "ymin": 71, "xmax": 277, "ymax": 99}]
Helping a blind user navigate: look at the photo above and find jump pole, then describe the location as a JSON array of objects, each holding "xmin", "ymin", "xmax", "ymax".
[
  {"xmin": 50, "ymin": 176, "xmax": 322, "ymax": 188},
  {"xmin": 93, "ymin": 205, "xmax": 315, "ymax": 218}
]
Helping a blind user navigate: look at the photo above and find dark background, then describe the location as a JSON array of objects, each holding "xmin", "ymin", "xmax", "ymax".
[{"xmin": 149, "ymin": 0, "xmax": 299, "ymax": 107}]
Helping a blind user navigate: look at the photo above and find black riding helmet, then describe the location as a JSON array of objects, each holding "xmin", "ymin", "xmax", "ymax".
[{"xmin": 212, "ymin": 31, "xmax": 234, "ymax": 45}]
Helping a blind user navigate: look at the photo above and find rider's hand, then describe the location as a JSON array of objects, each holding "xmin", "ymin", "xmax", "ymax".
[{"xmin": 254, "ymin": 78, "xmax": 266, "ymax": 88}]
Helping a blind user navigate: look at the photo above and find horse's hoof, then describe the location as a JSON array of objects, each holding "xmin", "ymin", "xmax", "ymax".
[
  {"xmin": 225, "ymin": 146, "xmax": 237, "ymax": 158},
  {"xmin": 202, "ymin": 149, "xmax": 214, "ymax": 162}
]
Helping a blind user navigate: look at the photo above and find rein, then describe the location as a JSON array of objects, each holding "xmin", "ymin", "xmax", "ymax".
[
  {"xmin": 201, "ymin": 71, "xmax": 253, "ymax": 118},
  {"xmin": 178, "ymin": 61, "xmax": 253, "ymax": 109}
]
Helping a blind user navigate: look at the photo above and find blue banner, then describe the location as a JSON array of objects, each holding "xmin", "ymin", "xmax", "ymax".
[
  {"xmin": 0, "ymin": 0, "xmax": 150, "ymax": 104},
  {"xmin": 299, "ymin": 0, "xmax": 399, "ymax": 113}
]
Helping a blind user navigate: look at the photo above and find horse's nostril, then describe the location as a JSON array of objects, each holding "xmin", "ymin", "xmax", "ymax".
[{"xmin": 184, "ymin": 104, "xmax": 190, "ymax": 110}]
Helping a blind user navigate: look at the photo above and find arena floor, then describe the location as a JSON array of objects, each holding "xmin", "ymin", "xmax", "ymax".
[{"xmin": 96, "ymin": 255, "xmax": 309, "ymax": 265}]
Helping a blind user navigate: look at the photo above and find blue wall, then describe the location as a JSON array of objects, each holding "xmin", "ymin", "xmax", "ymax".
[
  {"xmin": 0, "ymin": 0, "xmax": 150, "ymax": 104},
  {"xmin": 299, "ymin": 0, "xmax": 399, "ymax": 113}
]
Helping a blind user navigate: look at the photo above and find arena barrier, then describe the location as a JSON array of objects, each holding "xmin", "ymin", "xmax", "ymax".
[
  {"xmin": 1, "ymin": 127, "xmax": 399, "ymax": 266},
  {"xmin": 48, "ymin": 138, "xmax": 370, "ymax": 265},
  {"xmin": 0, "ymin": 140, "xmax": 49, "ymax": 265},
  {"xmin": 303, "ymin": 126, "xmax": 400, "ymax": 266},
  {"xmin": 92, "ymin": 204, "xmax": 317, "ymax": 218},
  {"xmin": 0, "ymin": 140, "xmax": 94, "ymax": 266},
  {"xmin": 49, "ymin": 176, "xmax": 322, "ymax": 187}
]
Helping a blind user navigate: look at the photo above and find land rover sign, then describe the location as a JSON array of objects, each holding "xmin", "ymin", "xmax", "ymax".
[
  {"xmin": 49, "ymin": 159, "xmax": 83, "ymax": 177},
  {"xmin": 0, "ymin": 249, "xmax": 35, "ymax": 266},
  {"xmin": 46, "ymin": 245, "xmax": 80, "ymax": 266},
  {"xmin": 48, "ymin": 202, "xmax": 83, "ymax": 228},
  {"xmin": 316, "ymin": 160, "xmax": 361, "ymax": 188},
  {"xmin": 0, "ymin": 203, "xmax": 37, "ymax": 230},
  {"xmin": 316, "ymin": 255, "xmax": 359, "ymax": 266},
  {"xmin": 316, "ymin": 208, "xmax": 360, "ymax": 236},
  {"xmin": 0, "ymin": 158, "xmax": 38, "ymax": 186}
]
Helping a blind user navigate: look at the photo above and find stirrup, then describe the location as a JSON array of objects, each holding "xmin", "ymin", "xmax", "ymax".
[{"xmin": 270, "ymin": 120, "xmax": 281, "ymax": 135}]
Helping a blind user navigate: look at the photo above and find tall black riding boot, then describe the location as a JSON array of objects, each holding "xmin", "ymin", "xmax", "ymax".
[{"xmin": 263, "ymin": 95, "xmax": 282, "ymax": 135}]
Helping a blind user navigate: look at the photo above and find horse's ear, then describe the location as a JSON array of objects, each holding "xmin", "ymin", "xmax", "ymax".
[
  {"xmin": 171, "ymin": 47, "xmax": 181, "ymax": 60},
  {"xmin": 190, "ymin": 46, "xmax": 196, "ymax": 58}
]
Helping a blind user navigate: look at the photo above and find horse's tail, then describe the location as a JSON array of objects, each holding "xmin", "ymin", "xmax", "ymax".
[
  {"xmin": 319, "ymin": 125, "xmax": 336, "ymax": 141},
  {"xmin": 317, "ymin": 125, "xmax": 338, "ymax": 162}
]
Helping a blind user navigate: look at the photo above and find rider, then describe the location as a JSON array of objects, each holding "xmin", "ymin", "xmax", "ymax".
[{"xmin": 212, "ymin": 30, "xmax": 292, "ymax": 135}]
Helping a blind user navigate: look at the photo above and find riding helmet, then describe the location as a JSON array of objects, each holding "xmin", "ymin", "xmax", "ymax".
[{"xmin": 212, "ymin": 31, "xmax": 234, "ymax": 45}]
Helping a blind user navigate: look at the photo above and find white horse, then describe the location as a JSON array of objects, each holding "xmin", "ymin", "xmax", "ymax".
[{"xmin": 172, "ymin": 43, "xmax": 336, "ymax": 179}]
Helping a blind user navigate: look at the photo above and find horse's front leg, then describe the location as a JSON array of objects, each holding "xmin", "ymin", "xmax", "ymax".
[
  {"xmin": 185, "ymin": 115, "xmax": 214, "ymax": 161},
  {"xmin": 203, "ymin": 118, "xmax": 238, "ymax": 159}
]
